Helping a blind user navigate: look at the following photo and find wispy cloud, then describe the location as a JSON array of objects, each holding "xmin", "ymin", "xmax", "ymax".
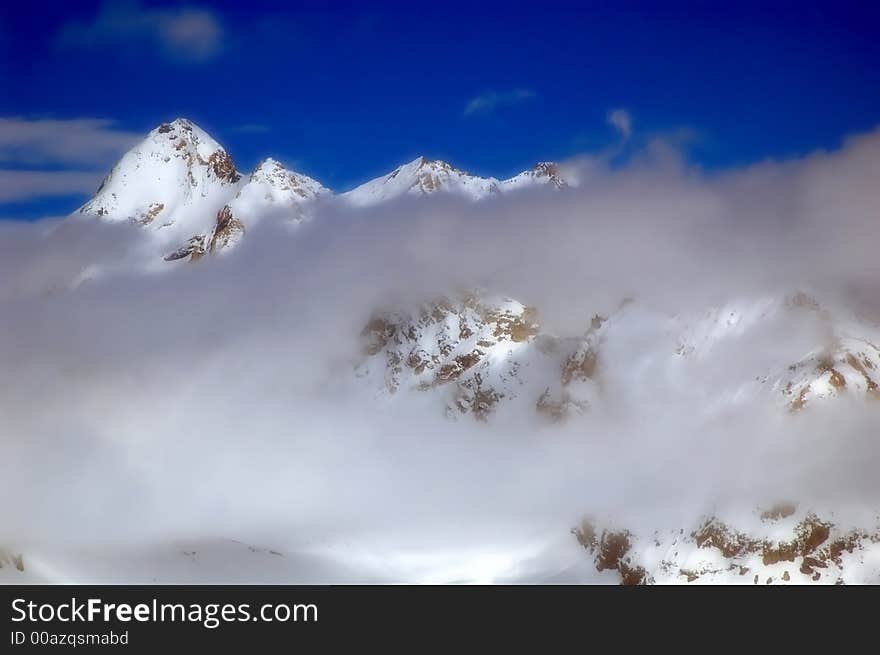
[
  {"xmin": 0, "ymin": 117, "xmax": 140, "ymax": 166},
  {"xmin": 0, "ymin": 170, "xmax": 102, "ymax": 202},
  {"xmin": 606, "ymin": 108, "xmax": 633, "ymax": 139},
  {"xmin": 0, "ymin": 117, "xmax": 137, "ymax": 204},
  {"xmin": 58, "ymin": 0, "xmax": 224, "ymax": 63},
  {"xmin": 464, "ymin": 89, "xmax": 535, "ymax": 116},
  {"xmin": 230, "ymin": 123, "xmax": 271, "ymax": 134},
  {"xmin": 3, "ymin": 127, "xmax": 880, "ymax": 581}
]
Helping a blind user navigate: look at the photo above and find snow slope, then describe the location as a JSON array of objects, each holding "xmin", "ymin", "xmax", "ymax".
[
  {"xmin": 76, "ymin": 118, "xmax": 243, "ymax": 250},
  {"xmin": 209, "ymin": 158, "xmax": 330, "ymax": 253},
  {"xmin": 74, "ymin": 121, "xmax": 573, "ymax": 261},
  {"xmin": 22, "ymin": 119, "xmax": 877, "ymax": 585},
  {"xmin": 354, "ymin": 289, "xmax": 880, "ymax": 422},
  {"xmin": 574, "ymin": 506, "xmax": 880, "ymax": 585},
  {"xmin": 501, "ymin": 162, "xmax": 569, "ymax": 191},
  {"xmin": 341, "ymin": 157, "xmax": 502, "ymax": 206},
  {"xmin": 342, "ymin": 157, "xmax": 571, "ymax": 206},
  {"xmin": 356, "ymin": 291, "xmax": 600, "ymax": 422}
]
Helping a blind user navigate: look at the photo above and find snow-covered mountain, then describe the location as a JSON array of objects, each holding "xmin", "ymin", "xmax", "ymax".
[
  {"xmin": 342, "ymin": 157, "xmax": 571, "ymax": 206},
  {"xmin": 208, "ymin": 158, "xmax": 330, "ymax": 254},
  {"xmin": 573, "ymin": 506, "xmax": 880, "ymax": 585},
  {"xmin": 354, "ymin": 288, "xmax": 880, "ymax": 424},
  {"xmin": 501, "ymin": 162, "xmax": 569, "ymax": 191},
  {"xmin": 341, "ymin": 156, "xmax": 502, "ymax": 206},
  {"xmin": 356, "ymin": 291, "xmax": 600, "ymax": 422},
  {"xmin": 77, "ymin": 118, "xmax": 243, "ymax": 251},
  {"xmin": 74, "ymin": 120, "xmax": 571, "ymax": 261},
  {"xmin": 28, "ymin": 118, "xmax": 878, "ymax": 585}
]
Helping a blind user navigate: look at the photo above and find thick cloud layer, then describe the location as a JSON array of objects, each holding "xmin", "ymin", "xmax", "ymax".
[{"xmin": 1, "ymin": 128, "xmax": 879, "ymax": 581}]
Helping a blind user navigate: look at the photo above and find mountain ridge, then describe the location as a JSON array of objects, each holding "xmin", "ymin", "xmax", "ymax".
[{"xmin": 75, "ymin": 119, "xmax": 572, "ymax": 261}]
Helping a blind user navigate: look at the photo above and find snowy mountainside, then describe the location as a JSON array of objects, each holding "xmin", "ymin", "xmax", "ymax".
[
  {"xmin": 501, "ymin": 162, "xmax": 569, "ymax": 191},
  {"xmin": 341, "ymin": 156, "xmax": 502, "ymax": 206},
  {"xmin": 209, "ymin": 158, "xmax": 330, "ymax": 254},
  {"xmin": 356, "ymin": 290, "xmax": 880, "ymax": 421},
  {"xmin": 39, "ymin": 118, "xmax": 880, "ymax": 585},
  {"xmin": 73, "ymin": 120, "xmax": 572, "ymax": 262},
  {"xmin": 355, "ymin": 291, "xmax": 601, "ymax": 421},
  {"xmin": 342, "ymin": 157, "xmax": 572, "ymax": 206},
  {"xmin": 77, "ymin": 118, "xmax": 243, "ymax": 250},
  {"xmin": 574, "ymin": 506, "xmax": 880, "ymax": 584}
]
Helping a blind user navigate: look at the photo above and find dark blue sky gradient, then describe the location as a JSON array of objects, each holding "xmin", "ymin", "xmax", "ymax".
[{"xmin": 2, "ymin": 0, "xmax": 879, "ymax": 218}]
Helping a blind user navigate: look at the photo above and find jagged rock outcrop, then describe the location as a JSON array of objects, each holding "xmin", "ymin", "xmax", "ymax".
[
  {"xmin": 574, "ymin": 507, "xmax": 880, "ymax": 584},
  {"xmin": 356, "ymin": 292, "xmax": 600, "ymax": 421},
  {"xmin": 206, "ymin": 158, "xmax": 329, "ymax": 255}
]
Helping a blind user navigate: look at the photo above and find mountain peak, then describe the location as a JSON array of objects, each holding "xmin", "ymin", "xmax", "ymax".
[
  {"xmin": 254, "ymin": 157, "xmax": 282, "ymax": 172},
  {"xmin": 153, "ymin": 117, "xmax": 196, "ymax": 133},
  {"xmin": 245, "ymin": 158, "xmax": 328, "ymax": 196},
  {"xmin": 207, "ymin": 156, "xmax": 330, "ymax": 255},
  {"xmin": 77, "ymin": 118, "xmax": 242, "ymax": 243},
  {"xmin": 502, "ymin": 161, "xmax": 568, "ymax": 190},
  {"xmin": 344, "ymin": 156, "xmax": 500, "ymax": 206},
  {"xmin": 148, "ymin": 118, "xmax": 216, "ymax": 151}
]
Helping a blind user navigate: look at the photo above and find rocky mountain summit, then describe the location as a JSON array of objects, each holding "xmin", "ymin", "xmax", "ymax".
[{"xmin": 77, "ymin": 119, "xmax": 570, "ymax": 262}]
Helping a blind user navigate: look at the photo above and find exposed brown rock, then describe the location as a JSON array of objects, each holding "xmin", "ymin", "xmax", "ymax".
[
  {"xmin": 481, "ymin": 306, "xmax": 539, "ymax": 343},
  {"xmin": 0, "ymin": 550, "xmax": 24, "ymax": 572},
  {"xmin": 788, "ymin": 386, "xmax": 809, "ymax": 412},
  {"xmin": 536, "ymin": 390, "xmax": 567, "ymax": 422},
  {"xmin": 573, "ymin": 519, "xmax": 598, "ymax": 551},
  {"xmin": 209, "ymin": 205, "xmax": 245, "ymax": 253},
  {"xmin": 680, "ymin": 569, "xmax": 700, "ymax": 583},
  {"xmin": 536, "ymin": 388, "xmax": 589, "ymax": 423},
  {"xmin": 140, "ymin": 202, "xmax": 164, "ymax": 225},
  {"xmin": 692, "ymin": 518, "xmax": 761, "ymax": 559},
  {"xmin": 207, "ymin": 150, "xmax": 241, "ymax": 184},
  {"xmin": 453, "ymin": 372, "xmax": 501, "ymax": 421},
  {"xmin": 786, "ymin": 291, "xmax": 821, "ymax": 311},
  {"xmin": 846, "ymin": 353, "xmax": 878, "ymax": 392},
  {"xmin": 760, "ymin": 502, "xmax": 797, "ymax": 522},
  {"xmin": 762, "ymin": 542, "xmax": 798, "ymax": 565},
  {"xmin": 164, "ymin": 235, "xmax": 207, "ymax": 263},
  {"xmin": 562, "ymin": 347, "xmax": 598, "ymax": 385},
  {"xmin": 797, "ymin": 515, "xmax": 832, "ymax": 554},
  {"xmin": 594, "ymin": 530, "xmax": 647, "ymax": 585},
  {"xmin": 361, "ymin": 317, "xmax": 395, "ymax": 356}
]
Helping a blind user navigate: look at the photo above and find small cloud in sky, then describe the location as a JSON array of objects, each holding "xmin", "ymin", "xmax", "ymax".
[
  {"xmin": 231, "ymin": 123, "xmax": 271, "ymax": 134},
  {"xmin": 58, "ymin": 0, "xmax": 224, "ymax": 63},
  {"xmin": 606, "ymin": 108, "xmax": 633, "ymax": 139},
  {"xmin": 464, "ymin": 89, "xmax": 535, "ymax": 116}
]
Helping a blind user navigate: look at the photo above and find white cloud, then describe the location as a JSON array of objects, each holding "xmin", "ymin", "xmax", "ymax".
[
  {"xmin": 607, "ymin": 108, "xmax": 633, "ymax": 139},
  {"xmin": 0, "ymin": 117, "xmax": 140, "ymax": 166},
  {"xmin": 464, "ymin": 89, "xmax": 535, "ymax": 116},
  {"xmin": 2, "ymin": 125, "xmax": 880, "ymax": 582},
  {"xmin": 230, "ymin": 123, "xmax": 271, "ymax": 134},
  {"xmin": 59, "ymin": 0, "xmax": 224, "ymax": 62},
  {"xmin": 0, "ymin": 170, "xmax": 102, "ymax": 202},
  {"xmin": 0, "ymin": 117, "xmax": 138, "ymax": 204}
]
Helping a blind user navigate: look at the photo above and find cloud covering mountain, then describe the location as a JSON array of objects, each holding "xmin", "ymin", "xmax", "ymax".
[{"xmin": 2, "ymin": 121, "xmax": 880, "ymax": 583}]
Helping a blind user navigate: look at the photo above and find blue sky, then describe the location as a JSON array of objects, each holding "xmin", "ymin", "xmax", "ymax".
[{"xmin": 1, "ymin": 0, "xmax": 879, "ymax": 219}]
